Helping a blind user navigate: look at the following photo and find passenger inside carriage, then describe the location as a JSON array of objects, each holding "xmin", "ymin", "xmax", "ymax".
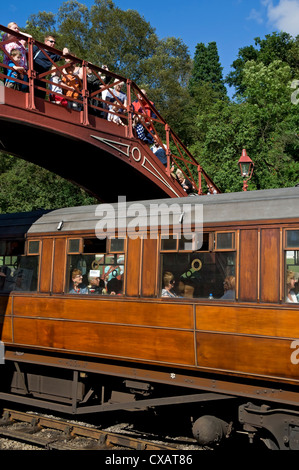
[
  {"xmin": 220, "ymin": 276, "xmax": 235, "ymax": 300},
  {"xmin": 160, "ymin": 234, "xmax": 236, "ymax": 300},
  {"xmin": 87, "ymin": 271, "xmax": 106, "ymax": 295},
  {"xmin": 286, "ymin": 271, "xmax": 299, "ymax": 303},
  {"xmin": 161, "ymin": 271, "xmax": 179, "ymax": 298},
  {"xmin": 285, "ymin": 235, "xmax": 299, "ymax": 303},
  {"xmin": 69, "ymin": 268, "xmax": 88, "ymax": 294},
  {"xmin": 67, "ymin": 239, "xmax": 125, "ymax": 296},
  {"xmin": 107, "ymin": 275, "xmax": 122, "ymax": 295}
]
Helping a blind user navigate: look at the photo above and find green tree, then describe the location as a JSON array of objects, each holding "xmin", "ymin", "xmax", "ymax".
[
  {"xmin": 191, "ymin": 59, "xmax": 299, "ymax": 192},
  {"xmin": 0, "ymin": 154, "xmax": 97, "ymax": 213},
  {"xmin": 25, "ymin": 0, "xmax": 160, "ymax": 78},
  {"xmin": 138, "ymin": 36, "xmax": 192, "ymax": 137},
  {"xmin": 226, "ymin": 31, "xmax": 299, "ymax": 97},
  {"xmin": 189, "ymin": 41, "xmax": 227, "ymax": 99}
]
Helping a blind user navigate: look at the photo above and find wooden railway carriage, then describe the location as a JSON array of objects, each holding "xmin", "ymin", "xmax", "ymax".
[{"xmin": 1, "ymin": 186, "xmax": 299, "ymax": 449}]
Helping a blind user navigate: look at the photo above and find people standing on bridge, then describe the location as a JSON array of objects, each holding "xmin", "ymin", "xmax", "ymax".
[
  {"xmin": 3, "ymin": 22, "xmax": 28, "ymax": 88},
  {"xmin": 61, "ymin": 62, "xmax": 82, "ymax": 110},
  {"xmin": 106, "ymin": 80, "xmax": 127, "ymax": 119},
  {"xmin": 132, "ymin": 114, "xmax": 152, "ymax": 144},
  {"xmin": 150, "ymin": 135, "xmax": 167, "ymax": 166},
  {"xmin": 175, "ymin": 169, "xmax": 194, "ymax": 195},
  {"xmin": 33, "ymin": 35, "xmax": 69, "ymax": 99},
  {"xmin": 86, "ymin": 65, "xmax": 111, "ymax": 118},
  {"xmin": 5, "ymin": 49, "xmax": 26, "ymax": 91},
  {"xmin": 49, "ymin": 66, "xmax": 68, "ymax": 107},
  {"xmin": 100, "ymin": 65, "xmax": 112, "ymax": 118},
  {"xmin": 132, "ymin": 89, "xmax": 156, "ymax": 143},
  {"xmin": 108, "ymin": 104, "xmax": 126, "ymax": 126}
]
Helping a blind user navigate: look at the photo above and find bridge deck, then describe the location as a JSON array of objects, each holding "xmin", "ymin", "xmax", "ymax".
[{"xmin": 0, "ymin": 24, "xmax": 219, "ymax": 202}]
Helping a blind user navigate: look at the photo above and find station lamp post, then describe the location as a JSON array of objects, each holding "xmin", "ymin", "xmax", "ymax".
[{"xmin": 238, "ymin": 149, "xmax": 254, "ymax": 191}]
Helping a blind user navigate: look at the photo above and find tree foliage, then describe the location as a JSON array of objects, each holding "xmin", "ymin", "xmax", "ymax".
[
  {"xmin": 189, "ymin": 41, "xmax": 227, "ymax": 99},
  {"xmin": 191, "ymin": 59, "xmax": 299, "ymax": 192},
  {"xmin": 226, "ymin": 31, "xmax": 299, "ymax": 97},
  {"xmin": 0, "ymin": 155, "xmax": 97, "ymax": 213}
]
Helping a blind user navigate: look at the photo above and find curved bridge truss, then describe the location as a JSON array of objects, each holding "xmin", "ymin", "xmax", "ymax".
[{"xmin": 0, "ymin": 25, "xmax": 220, "ymax": 202}]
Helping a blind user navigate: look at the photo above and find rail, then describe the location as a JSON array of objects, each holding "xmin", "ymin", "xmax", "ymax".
[
  {"xmin": 0, "ymin": 408, "xmax": 181, "ymax": 450},
  {"xmin": 0, "ymin": 24, "xmax": 220, "ymax": 195}
]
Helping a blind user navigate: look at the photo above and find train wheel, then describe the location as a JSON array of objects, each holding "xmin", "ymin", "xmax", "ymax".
[{"xmin": 192, "ymin": 415, "xmax": 231, "ymax": 447}]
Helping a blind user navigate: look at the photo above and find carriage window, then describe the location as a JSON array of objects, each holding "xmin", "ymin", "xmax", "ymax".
[
  {"xmin": 160, "ymin": 232, "xmax": 236, "ymax": 300},
  {"xmin": 285, "ymin": 250, "xmax": 299, "ymax": 304},
  {"xmin": 28, "ymin": 240, "xmax": 40, "ymax": 255},
  {"xmin": 12, "ymin": 256, "xmax": 39, "ymax": 292},
  {"xmin": 286, "ymin": 230, "xmax": 299, "ymax": 249},
  {"xmin": 0, "ymin": 239, "xmax": 39, "ymax": 292},
  {"xmin": 284, "ymin": 231, "xmax": 299, "ymax": 304},
  {"xmin": 216, "ymin": 232, "xmax": 235, "ymax": 250},
  {"xmin": 68, "ymin": 239, "xmax": 81, "ymax": 253},
  {"xmin": 110, "ymin": 238, "xmax": 125, "ymax": 253},
  {"xmin": 161, "ymin": 235, "xmax": 177, "ymax": 251},
  {"xmin": 84, "ymin": 238, "xmax": 106, "ymax": 253},
  {"xmin": 67, "ymin": 237, "xmax": 124, "ymax": 296}
]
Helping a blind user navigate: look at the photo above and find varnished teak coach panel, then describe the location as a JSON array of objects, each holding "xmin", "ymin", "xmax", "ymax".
[
  {"xmin": 12, "ymin": 317, "xmax": 195, "ymax": 365},
  {"xmin": 260, "ymin": 228, "xmax": 280, "ymax": 303},
  {"xmin": 239, "ymin": 229, "xmax": 259, "ymax": 302},
  {"xmin": 12, "ymin": 296, "xmax": 194, "ymax": 328},
  {"xmin": 195, "ymin": 304, "xmax": 299, "ymax": 337},
  {"xmin": 196, "ymin": 332, "xmax": 298, "ymax": 380}
]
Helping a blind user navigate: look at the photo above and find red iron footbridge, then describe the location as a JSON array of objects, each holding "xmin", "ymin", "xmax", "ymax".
[{"xmin": 0, "ymin": 25, "xmax": 220, "ymax": 202}]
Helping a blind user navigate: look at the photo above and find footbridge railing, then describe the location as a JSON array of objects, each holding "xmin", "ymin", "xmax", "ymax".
[{"xmin": 0, "ymin": 24, "xmax": 220, "ymax": 196}]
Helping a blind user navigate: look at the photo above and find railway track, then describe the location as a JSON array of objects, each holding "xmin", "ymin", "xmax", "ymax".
[{"xmin": 0, "ymin": 408, "xmax": 200, "ymax": 451}]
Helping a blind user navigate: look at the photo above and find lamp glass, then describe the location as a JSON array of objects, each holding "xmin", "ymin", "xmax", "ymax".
[{"xmin": 240, "ymin": 162, "xmax": 250, "ymax": 177}]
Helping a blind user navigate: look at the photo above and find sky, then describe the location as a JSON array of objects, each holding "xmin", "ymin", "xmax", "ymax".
[{"xmin": 2, "ymin": 0, "xmax": 299, "ymax": 94}]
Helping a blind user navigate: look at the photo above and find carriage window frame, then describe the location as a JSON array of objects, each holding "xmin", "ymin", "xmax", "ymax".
[
  {"xmin": 68, "ymin": 238, "xmax": 125, "ymax": 255},
  {"xmin": 26, "ymin": 240, "xmax": 41, "ymax": 255},
  {"xmin": 108, "ymin": 237, "xmax": 126, "ymax": 253},
  {"xmin": 160, "ymin": 232, "xmax": 235, "ymax": 253},
  {"xmin": 68, "ymin": 238, "xmax": 82, "ymax": 254},
  {"xmin": 160, "ymin": 233, "xmax": 212, "ymax": 252},
  {"xmin": 159, "ymin": 230, "xmax": 237, "ymax": 301},
  {"xmin": 66, "ymin": 236, "xmax": 125, "ymax": 296},
  {"xmin": 284, "ymin": 229, "xmax": 299, "ymax": 250},
  {"xmin": 160, "ymin": 234, "xmax": 179, "ymax": 252},
  {"xmin": 284, "ymin": 229, "xmax": 299, "ymax": 305},
  {"xmin": 215, "ymin": 231, "xmax": 236, "ymax": 252}
]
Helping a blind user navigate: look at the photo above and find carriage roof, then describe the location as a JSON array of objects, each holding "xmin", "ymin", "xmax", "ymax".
[{"xmin": 23, "ymin": 186, "xmax": 299, "ymax": 234}]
